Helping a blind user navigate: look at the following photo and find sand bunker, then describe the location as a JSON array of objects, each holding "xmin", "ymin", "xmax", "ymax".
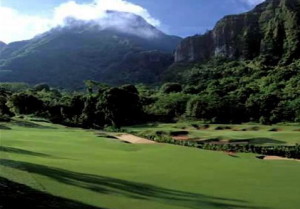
[
  {"xmin": 116, "ymin": 134, "xmax": 156, "ymax": 144},
  {"xmin": 172, "ymin": 135, "xmax": 190, "ymax": 141},
  {"xmin": 263, "ymin": 156, "xmax": 300, "ymax": 162}
]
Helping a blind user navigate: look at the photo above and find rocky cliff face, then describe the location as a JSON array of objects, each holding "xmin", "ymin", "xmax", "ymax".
[{"xmin": 175, "ymin": 0, "xmax": 300, "ymax": 64}]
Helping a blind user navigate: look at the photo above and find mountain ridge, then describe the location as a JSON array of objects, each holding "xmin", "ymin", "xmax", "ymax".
[
  {"xmin": 0, "ymin": 11, "xmax": 181, "ymax": 88},
  {"xmin": 0, "ymin": 41, "xmax": 6, "ymax": 51},
  {"xmin": 1, "ymin": 0, "xmax": 300, "ymax": 89},
  {"xmin": 175, "ymin": 0, "xmax": 300, "ymax": 64}
]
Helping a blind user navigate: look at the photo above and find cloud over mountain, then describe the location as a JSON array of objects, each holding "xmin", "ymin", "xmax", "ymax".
[{"xmin": 0, "ymin": 0, "xmax": 160, "ymax": 43}]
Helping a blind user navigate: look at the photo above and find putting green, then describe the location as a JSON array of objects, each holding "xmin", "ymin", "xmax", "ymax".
[{"xmin": 1, "ymin": 120, "xmax": 300, "ymax": 209}]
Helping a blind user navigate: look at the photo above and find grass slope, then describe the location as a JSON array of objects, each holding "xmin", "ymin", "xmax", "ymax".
[
  {"xmin": 0, "ymin": 176, "xmax": 105, "ymax": 209},
  {"xmin": 1, "ymin": 120, "xmax": 300, "ymax": 209}
]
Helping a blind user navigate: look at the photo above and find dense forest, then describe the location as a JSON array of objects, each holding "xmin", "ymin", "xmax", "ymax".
[{"xmin": 1, "ymin": 59, "xmax": 299, "ymax": 129}]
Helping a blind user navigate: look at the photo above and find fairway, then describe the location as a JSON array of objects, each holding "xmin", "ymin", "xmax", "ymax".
[{"xmin": 1, "ymin": 120, "xmax": 300, "ymax": 209}]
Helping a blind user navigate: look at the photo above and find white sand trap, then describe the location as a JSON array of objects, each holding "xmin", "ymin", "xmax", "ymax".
[
  {"xmin": 116, "ymin": 134, "xmax": 156, "ymax": 144},
  {"xmin": 264, "ymin": 156, "xmax": 300, "ymax": 162}
]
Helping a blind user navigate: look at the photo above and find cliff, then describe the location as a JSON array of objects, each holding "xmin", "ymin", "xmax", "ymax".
[{"xmin": 175, "ymin": 0, "xmax": 300, "ymax": 64}]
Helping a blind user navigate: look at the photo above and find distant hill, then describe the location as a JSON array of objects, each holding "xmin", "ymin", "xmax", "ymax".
[
  {"xmin": 1, "ymin": 0, "xmax": 299, "ymax": 89},
  {"xmin": 0, "ymin": 41, "xmax": 6, "ymax": 50},
  {"xmin": 175, "ymin": 0, "xmax": 300, "ymax": 65},
  {"xmin": 0, "ymin": 11, "xmax": 181, "ymax": 89}
]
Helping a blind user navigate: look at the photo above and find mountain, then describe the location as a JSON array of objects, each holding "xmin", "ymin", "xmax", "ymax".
[
  {"xmin": 0, "ymin": 41, "xmax": 6, "ymax": 50},
  {"xmin": 175, "ymin": 0, "xmax": 300, "ymax": 65},
  {"xmin": 0, "ymin": 11, "xmax": 181, "ymax": 89}
]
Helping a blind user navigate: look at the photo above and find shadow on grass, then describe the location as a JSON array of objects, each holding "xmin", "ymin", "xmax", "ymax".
[
  {"xmin": 0, "ymin": 124, "xmax": 11, "ymax": 130},
  {"xmin": 129, "ymin": 123, "xmax": 159, "ymax": 128},
  {"xmin": 202, "ymin": 138, "xmax": 285, "ymax": 145},
  {"xmin": 95, "ymin": 133, "xmax": 118, "ymax": 139},
  {"xmin": 0, "ymin": 159, "xmax": 268, "ymax": 209},
  {"xmin": 11, "ymin": 120, "xmax": 56, "ymax": 129},
  {"xmin": 0, "ymin": 146, "xmax": 55, "ymax": 158},
  {"xmin": 0, "ymin": 176, "xmax": 106, "ymax": 209},
  {"xmin": 231, "ymin": 138, "xmax": 286, "ymax": 145},
  {"xmin": 228, "ymin": 154, "xmax": 240, "ymax": 158}
]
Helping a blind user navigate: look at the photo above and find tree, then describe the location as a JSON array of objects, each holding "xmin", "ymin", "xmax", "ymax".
[
  {"xmin": 246, "ymin": 93, "xmax": 281, "ymax": 124},
  {"xmin": 147, "ymin": 93, "xmax": 190, "ymax": 121},
  {"xmin": 61, "ymin": 95, "xmax": 86, "ymax": 125},
  {"xmin": 186, "ymin": 94, "xmax": 225, "ymax": 123},
  {"xmin": 0, "ymin": 95, "xmax": 14, "ymax": 121},
  {"xmin": 33, "ymin": 83, "xmax": 50, "ymax": 92},
  {"xmin": 160, "ymin": 83, "xmax": 182, "ymax": 94},
  {"xmin": 84, "ymin": 80, "xmax": 110, "ymax": 95},
  {"xmin": 97, "ymin": 86, "xmax": 142, "ymax": 128},
  {"xmin": 7, "ymin": 93, "xmax": 44, "ymax": 115},
  {"xmin": 79, "ymin": 96, "xmax": 102, "ymax": 128}
]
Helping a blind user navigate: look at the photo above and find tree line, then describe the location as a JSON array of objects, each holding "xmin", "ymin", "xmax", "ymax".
[{"xmin": 0, "ymin": 59, "xmax": 299, "ymax": 127}]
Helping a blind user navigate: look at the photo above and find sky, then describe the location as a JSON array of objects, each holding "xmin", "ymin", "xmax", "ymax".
[{"xmin": 0, "ymin": 0, "xmax": 265, "ymax": 43}]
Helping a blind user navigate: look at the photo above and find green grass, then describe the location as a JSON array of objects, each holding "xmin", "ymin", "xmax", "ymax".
[
  {"xmin": 1, "ymin": 119, "xmax": 300, "ymax": 209},
  {"xmin": 126, "ymin": 123, "xmax": 300, "ymax": 145}
]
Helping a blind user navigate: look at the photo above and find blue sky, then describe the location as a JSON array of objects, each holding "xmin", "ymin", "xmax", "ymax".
[{"xmin": 0, "ymin": 0, "xmax": 264, "ymax": 43}]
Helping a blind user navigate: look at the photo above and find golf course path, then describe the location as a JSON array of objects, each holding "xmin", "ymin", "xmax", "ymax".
[{"xmin": 116, "ymin": 134, "xmax": 156, "ymax": 144}]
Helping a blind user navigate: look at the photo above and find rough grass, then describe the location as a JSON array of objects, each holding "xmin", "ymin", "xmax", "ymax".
[
  {"xmin": 1, "ymin": 120, "xmax": 300, "ymax": 209},
  {"xmin": 127, "ymin": 123, "xmax": 300, "ymax": 145}
]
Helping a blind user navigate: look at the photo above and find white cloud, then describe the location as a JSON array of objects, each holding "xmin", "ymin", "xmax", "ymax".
[
  {"xmin": 0, "ymin": 7, "xmax": 52, "ymax": 43},
  {"xmin": 0, "ymin": 0, "xmax": 160, "ymax": 43},
  {"xmin": 54, "ymin": 0, "xmax": 160, "ymax": 26}
]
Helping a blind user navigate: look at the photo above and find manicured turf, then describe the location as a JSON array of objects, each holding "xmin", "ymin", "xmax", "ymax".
[
  {"xmin": 1, "ymin": 119, "xmax": 300, "ymax": 209},
  {"xmin": 126, "ymin": 123, "xmax": 300, "ymax": 145}
]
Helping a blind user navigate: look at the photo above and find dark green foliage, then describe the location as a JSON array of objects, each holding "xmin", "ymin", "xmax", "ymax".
[
  {"xmin": 97, "ymin": 86, "xmax": 143, "ymax": 128},
  {"xmin": 186, "ymin": 93, "xmax": 246, "ymax": 124},
  {"xmin": 62, "ymin": 95, "xmax": 86, "ymax": 125},
  {"xmin": 33, "ymin": 83, "xmax": 50, "ymax": 92},
  {"xmin": 0, "ymin": 83, "xmax": 146, "ymax": 128},
  {"xmin": 7, "ymin": 92, "xmax": 44, "ymax": 115},
  {"xmin": 79, "ymin": 96, "xmax": 100, "ymax": 128},
  {"xmin": 186, "ymin": 94, "xmax": 222, "ymax": 122},
  {"xmin": 164, "ymin": 59, "xmax": 300, "ymax": 123},
  {"xmin": 146, "ymin": 93, "xmax": 191, "ymax": 121},
  {"xmin": 0, "ymin": 92, "xmax": 14, "ymax": 121},
  {"xmin": 120, "ymin": 84, "xmax": 139, "ymax": 95},
  {"xmin": 160, "ymin": 83, "xmax": 183, "ymax": 94},
  {"xmin": 1, "ymin": 54, "xmax": 300, "ymax": 128},
  {"xmin": 0, "ymin": 82, "xmax": 30, "ymax": 92}
]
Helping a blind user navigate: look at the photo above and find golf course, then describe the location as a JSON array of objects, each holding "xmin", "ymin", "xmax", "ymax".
[
  {"xmin": 1, "ymin": 0, "xmax": 300, "ymax": 208},
  {"xmin": 1, "ymin": 119, "xmax": 300, "ymax": 209}
]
